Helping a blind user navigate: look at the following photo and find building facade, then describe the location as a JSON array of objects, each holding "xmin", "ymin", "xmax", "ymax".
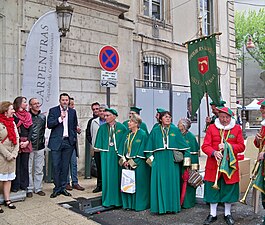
[{"xmin": 0, "ymin": 0, "xmax": 236, "ymax": 172}]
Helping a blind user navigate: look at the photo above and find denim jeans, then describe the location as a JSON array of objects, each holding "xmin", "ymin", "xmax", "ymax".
[{"xmin": 67, "ymin": 149, "xmax": 78, "ymax": 185}]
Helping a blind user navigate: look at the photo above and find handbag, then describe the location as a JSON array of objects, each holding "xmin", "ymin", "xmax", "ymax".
[
  {"xmin": 188, "ymin": 170, "xmax": 203, "ymax": 188},
  {"xmin": 121, "ymin": 169, "xmax": 136, "ymax": 194},
  {"xmin": 173, "ymin": 151, "xmax": 183, "ymax": 163}
]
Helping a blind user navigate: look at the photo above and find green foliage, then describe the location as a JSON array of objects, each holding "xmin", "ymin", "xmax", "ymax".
[{"xmin": 235, "ymin": 9, "xmax": 265, "ymax": 69}]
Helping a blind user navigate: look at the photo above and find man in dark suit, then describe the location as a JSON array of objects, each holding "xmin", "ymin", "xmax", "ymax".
[{"xmin": 47, "ymin": 93, "xmax": 78, "ymax": 198}]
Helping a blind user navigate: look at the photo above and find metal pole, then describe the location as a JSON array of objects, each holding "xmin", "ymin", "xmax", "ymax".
[
  {"xmin": 242, "ymin": 45, "xmax": 247, "ymax": 139},
  {"xmin": 107, "ymin": 87, "xmax": 110, "ymax": 107}
]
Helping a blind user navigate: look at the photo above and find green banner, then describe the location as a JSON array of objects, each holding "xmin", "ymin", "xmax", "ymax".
[{"xmin": 188, "ymin": 35, "xmax": 220, "ymax": 116}]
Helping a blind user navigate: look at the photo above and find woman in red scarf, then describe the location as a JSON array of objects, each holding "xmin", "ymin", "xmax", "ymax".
[
  {"xmin": 0, "ymin": 101, "xmax": 19, "ymax": 212},
  {"xmin": 11, "ymin": 96, "xmax": 33, "ymax": 193}
]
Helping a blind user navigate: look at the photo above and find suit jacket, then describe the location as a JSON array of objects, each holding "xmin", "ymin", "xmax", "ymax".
[{"xmin": 47, "ymin": 105, "xmax": 78, "ymax": 151}]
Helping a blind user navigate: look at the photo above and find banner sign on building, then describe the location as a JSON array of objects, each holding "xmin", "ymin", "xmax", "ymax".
[{"xmin": 22, "ymin": 11, "xmax": 60, "ymax": 113}]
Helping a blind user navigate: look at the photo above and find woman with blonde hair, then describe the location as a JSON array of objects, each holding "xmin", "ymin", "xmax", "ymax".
[
  {"xmin": 0, "ymin": 101, "xmax": 19, "ymax": 211},
  {"xmin": 178, "ymin": 117, "xmax": 200, "ymax": 209},
  {"xmin": 118, "ymin": 113, "xmax": 150, "ymax": 211}
]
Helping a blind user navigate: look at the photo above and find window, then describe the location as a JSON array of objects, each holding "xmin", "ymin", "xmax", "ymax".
[
  {"xmin": 199, "ymin": 0, "xmax": 213, "ymax": 35},
  {"xmin": 143, "ymin": 55, "xmax": 169, "ymax": 89},
  {"xmin": 236, "ymin": 77, "xmax": 242, "ymax": 97},
  {"xmin": 144, "ymin": 0, "xmax": 162, "ymax": 20}
]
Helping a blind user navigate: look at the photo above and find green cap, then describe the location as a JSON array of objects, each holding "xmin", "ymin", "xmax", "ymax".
[
  {"xmin": 258, "ymin": 98, "xmax": 265, "ymax": 106},
  {"xmin": 105, "ymin": 108, "xmax": 118, "ymax": 116},
  {"xmin": 130, "ymin": 106, "xmax": 142, "ymax": 114},
  {"xmin": 156, "ymin": 108, "xmax": 166, "ymax": 113},
  {"xmin": 210, "ymin": 100, "xmax": 226, "ymax": 107}
]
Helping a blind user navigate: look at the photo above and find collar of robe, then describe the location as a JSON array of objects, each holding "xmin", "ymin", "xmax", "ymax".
[
  {"xmin": 261, "ymin": 119, "xmax": 265, "ymax": 126},
  {"xmin": 214, "ymin": 118, "xmax": 236, "ymax": 130}
]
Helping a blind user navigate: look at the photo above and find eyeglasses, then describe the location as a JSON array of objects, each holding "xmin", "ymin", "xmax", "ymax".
[{"xmin": 92, "ymin": 108, "xmax": 99, "ymax": 111}]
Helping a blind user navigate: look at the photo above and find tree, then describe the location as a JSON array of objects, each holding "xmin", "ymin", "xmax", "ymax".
[{"xmin": 235, "ymin": 9, "xmax": 265, "ymax": 70}]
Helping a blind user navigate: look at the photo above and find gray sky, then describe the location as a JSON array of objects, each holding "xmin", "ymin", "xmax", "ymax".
[{"xmin": 234, "ymin": 0, "xmax": 265, "ymax": 12}]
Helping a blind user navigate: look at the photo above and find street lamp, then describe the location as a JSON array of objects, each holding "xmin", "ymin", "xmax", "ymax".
[
  {"xmin": 242, "ymin": 35, "xmax": 255, "ymax": 139},
  {"xmin": 56, "ymin": 0, "xmax": 74, "ymax": 37}
]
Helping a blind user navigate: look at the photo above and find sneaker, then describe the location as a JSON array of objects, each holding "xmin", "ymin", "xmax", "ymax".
[
  {"xmin": 26, "ymin": 192, "xmax": 33, "ymax": 198},
  {"xmin": 36, "ymin": 191, "xmax": 46, "ymax": 196}
]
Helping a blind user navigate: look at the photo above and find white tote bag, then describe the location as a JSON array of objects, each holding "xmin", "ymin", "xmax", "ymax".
[{"xmin": 121, "ymin": 169, "xmax": 136, "ymax": 194}]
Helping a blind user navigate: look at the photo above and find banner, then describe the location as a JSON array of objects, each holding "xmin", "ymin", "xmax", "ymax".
[
  {"xmin": 22, "ymin": 11, "xmax": 60, "ymax": 113},
  {"xmin": 188, "ymin": 35, "xmax": 220, "ymax": 116}
]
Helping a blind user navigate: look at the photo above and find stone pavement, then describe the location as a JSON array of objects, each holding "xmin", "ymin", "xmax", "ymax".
[
  {"xmin": 0, "ymin": 150, "xmax": 263, "ymax": 225},
  {"xmin": 0, "ymin": 177, "xmax": 101, "ymax": 225}
]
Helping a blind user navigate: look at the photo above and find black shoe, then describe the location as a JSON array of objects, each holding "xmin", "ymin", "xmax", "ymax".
[
  {"xmin": 61, "ymin": 190, "xmax": 72, "ymax": 196},
  {"xmin": 203, "ymin": 215, "xmax": 217, "ymax": 225},
  {"xmin": 26, "ymin": 192, "xmax": 33, "ymax": 198},
  {"xmin": 224, "ymin": 215, "xmax": 235, "ymax": 225},
  {"xmin": 92, "ymin": 186, "xmax": 102, "ymax": 193},
  {"xmin": 50, "ymin": 192, "xmax": 60, "ymax": 198},
  {"xmin": 11, "ymin": 188, "xmax": 18, "ymax": 193},
  {"xmin": 4, "ymin": 200, "xmax": 16, "ymax": 209}
]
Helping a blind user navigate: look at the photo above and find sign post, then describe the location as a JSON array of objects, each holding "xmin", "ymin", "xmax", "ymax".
[{"xmin": 98, "ymin": 45, "xmax": 120, "ymax": 107}]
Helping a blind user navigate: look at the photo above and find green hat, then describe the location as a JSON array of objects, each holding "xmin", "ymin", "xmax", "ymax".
[
  {"xmin": 217, "ymin": 106, "xmax": 234, "ymax": 117},
  {"xmin": 105, "ymin": 108, "xmax": 118, "ymax": 116},
  {"xmin": 156, "ymin": 108, "xmax": 166, "ymax": 113},
  {"xmin": 130, "ymin": 106, "xmax": 142, "ymax": 114},
  {"xmin": 258, "ymin": 98, "xmax": 265, "ymax": 106},
  {"xmin": 210, "ymin": 100, "xmax": 226, "ymax": 107}
]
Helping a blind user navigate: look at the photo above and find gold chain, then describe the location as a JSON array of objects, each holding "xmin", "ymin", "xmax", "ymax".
[{"xmin": 126, "ymin": 130, "xmax": 138, "ymax": 154}]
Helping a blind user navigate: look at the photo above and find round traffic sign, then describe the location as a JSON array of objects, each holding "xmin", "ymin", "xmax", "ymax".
[{"xmin": 99, "ymin": 45, "xmax": 120, "ymax": 72}]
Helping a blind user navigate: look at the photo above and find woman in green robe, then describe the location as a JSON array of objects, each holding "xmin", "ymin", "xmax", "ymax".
[
  {"xmin": 178, "ymin": 118, "xmax": 200, "ymax": 209},
  {"xmin": 145, "ymin": 111, "xmax": 190, "ymax": 214},
  {"xmin": 118, "ymin": 114, "xmax": 150, "ymax": 211},
  {"xmin": 94, "ymin": 108, "xmax": 127, "ymax": 207}
]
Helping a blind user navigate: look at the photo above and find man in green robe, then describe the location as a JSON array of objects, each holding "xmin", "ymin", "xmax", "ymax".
[
  {"xmin": 123, "ymin": 106, "xmax": 149, "ymax": 135},
  {"xmin": 94, "ymin": 108, "xmax": 127, "ymax": 207},
  {"xmin": 145, "ymin": 111, "xmax": 190, "ymax": 214}
]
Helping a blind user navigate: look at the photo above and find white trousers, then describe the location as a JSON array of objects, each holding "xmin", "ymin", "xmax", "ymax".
[{"xmin": 27, "ymin": 149, "xmax": 45, "ymax": 193}]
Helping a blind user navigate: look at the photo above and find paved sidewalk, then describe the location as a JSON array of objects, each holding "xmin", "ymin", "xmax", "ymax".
[
  {"xmin": 0, "ymin": 177, "xmax": 101, "ymax": 225},
  {"xmin": 0, "ymin": 151, "xmax": 261, "ymax": 225}
]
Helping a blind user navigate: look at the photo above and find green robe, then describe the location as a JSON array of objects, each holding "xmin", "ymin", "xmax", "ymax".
[
  {"xmin": 145, "ymin": 125, "xmax": 190, "ymax": 214},
  {"xmin": 123, "ymin": 120, "xmax": 149, "ymax": 136},
  {"xmin": 181, "ymin": 131, "xmax": 199, "ymax": 209},
  {"xmin": 118, "ymin": 129, "xmax": 150, "ymax": 211},
  {"xmin": 151, "ymin": 123, "xmax": 160, "ymax": 130},
  {"xmin": 94, "ymin": 122, "xmax": 127, "ymax": 207}
]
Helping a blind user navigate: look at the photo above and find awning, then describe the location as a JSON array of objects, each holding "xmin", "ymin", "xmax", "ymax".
[{"xmin": 245, "ymin": 99, "xmax": 260, "ymax": 110}]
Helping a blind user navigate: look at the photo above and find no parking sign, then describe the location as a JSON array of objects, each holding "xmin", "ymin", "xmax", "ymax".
[{"xmin": 98, "ymin": 45, "xmax": 120, "ymax": 72}]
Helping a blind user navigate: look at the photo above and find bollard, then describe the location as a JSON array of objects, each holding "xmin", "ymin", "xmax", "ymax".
[
  {"xmin": 84, "ymin": 138, "xmax": 91, "ymax": 179},
  {"xmin": 44, "ymin": 148, "xmax": 53, "ymax": 183}
]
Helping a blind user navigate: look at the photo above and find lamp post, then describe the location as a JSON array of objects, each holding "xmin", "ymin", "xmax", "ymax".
[
  {"xmin": 242, "ymin": 35, "xmax": 255, "ymax": 139},
  {"xmin": 56, "ymin": 0, "xmax": 74, "ymax": 37}
]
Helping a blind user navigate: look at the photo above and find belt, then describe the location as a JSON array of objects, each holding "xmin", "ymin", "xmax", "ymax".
[{"xmin": 190, "ymin": 152, "xmax": 199, "ymax": 155}]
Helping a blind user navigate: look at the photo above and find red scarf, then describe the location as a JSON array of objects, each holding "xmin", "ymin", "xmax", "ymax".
[
  {"xmin": 16, "ymin": 110, "xmax": 32, "ymax": 129},
  {"xmin": 0, "ymin": 114, "xmax": 17, "ymax": 145}
]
